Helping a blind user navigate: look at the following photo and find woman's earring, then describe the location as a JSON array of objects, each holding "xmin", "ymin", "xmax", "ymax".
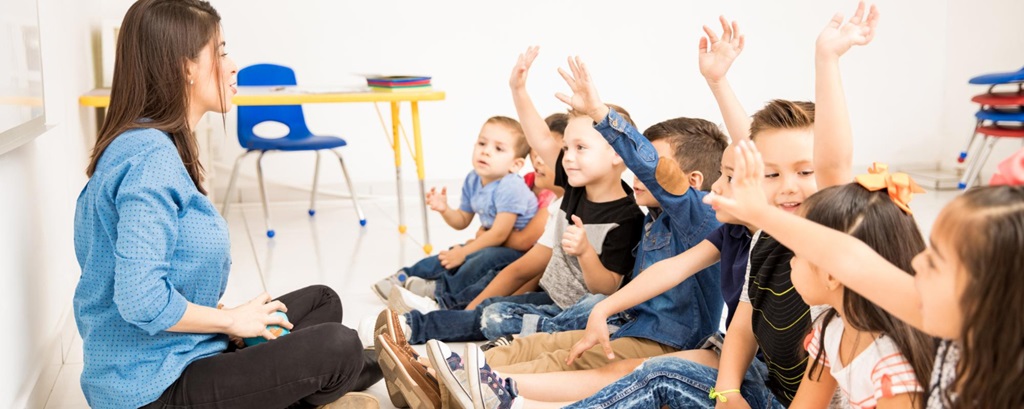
[{"xmin": 189, "ymin": 79, "xmax": 194, "ymax": 86}]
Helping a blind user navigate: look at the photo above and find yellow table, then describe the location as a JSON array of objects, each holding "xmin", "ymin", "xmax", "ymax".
[{"xmin": 80, "ymin": 86, "xmax": 446, "ymax": 253}]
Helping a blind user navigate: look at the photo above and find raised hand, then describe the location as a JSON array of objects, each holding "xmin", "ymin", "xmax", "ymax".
[
  {"xmin": 438, "ymin": 244, "xmax": 467, "ymax": 269},
  {"xmin": 555, "ymin": 56, "xmax": 609, "ymax": 123},
  {"xmin": 510, "ymin": 46, "xmax": 540, "ymax": 91},
  {"xmin": 699, "ymin": 16, "xmax": 746, "ymax": 84},
  {"xmin": 816, "ymin": 1, "xmax": 880, "ymax": 59},
  {"xmin": 222, "ymin": 293, "xmax": 293, "ymax": 340},
  {"xmin": 561, "ymin": 214, "xmax": 594, "ymax": 257},
  {"xmin": 566, "ymin": 309, "xmax": 615, "ymax": 365},
  {"xmin": 703, "ymin": 141, "xmax": 771, "ymax": 224},
  {"xmin": 426, "ymin": 187, "xmax": 449, "ymax": 213}
]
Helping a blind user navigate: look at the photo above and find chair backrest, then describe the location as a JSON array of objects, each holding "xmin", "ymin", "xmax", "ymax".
[{"xmin": 236, "ymin": 63, "xmax": 312, "ymax": 148}]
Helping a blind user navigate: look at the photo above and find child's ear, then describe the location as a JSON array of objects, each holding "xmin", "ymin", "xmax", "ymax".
[
  {"xmin": 823, "ymin": 272, "xmax": 842, "ymax": 292},
  {"xmin": 511, "ymin": 157, "xmax": 526, "ymax": 173},
  {"xmin": 688, "ymin": 171, "xmax": 705, "ymax": 191},
  {"xmin": 611, "ymin": 152, "xmax": 624, "ymax": 167}
]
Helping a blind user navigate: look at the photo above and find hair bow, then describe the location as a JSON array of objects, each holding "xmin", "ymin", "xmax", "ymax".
[{"xmin": 854, "ymin": 163, "xmax": 925, "ymax": 215}]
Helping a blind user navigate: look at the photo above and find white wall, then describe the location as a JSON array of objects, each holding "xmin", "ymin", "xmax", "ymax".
[
  {"xmin": 940, "ymin": 0, "xmax": 1024, "ymax": 180},
  {"xmin": 0, "ymin": 0, "xmax": 100, "ymax": 406},
  {"xmin": 100, "ymin": 0, "xmax": 978, "ymax": 202}
]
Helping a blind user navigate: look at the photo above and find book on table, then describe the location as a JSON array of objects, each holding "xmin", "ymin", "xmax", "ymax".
[{"xmin": 364, "ymin": 75, "xmax": 432, "ymax": 92}]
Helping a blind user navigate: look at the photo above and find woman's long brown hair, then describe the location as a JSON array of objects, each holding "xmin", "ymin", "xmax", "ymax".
[
  {"xmin": 804, "ymin": 184, "xmax": 937, "ymax": 405},
  {"xmin": 935, "ymin": 186, "xmax": 1024, "ymax": 408},
  {"xmin": 86, "ymin": 0, "xmax": 223, "ymax": 195}
]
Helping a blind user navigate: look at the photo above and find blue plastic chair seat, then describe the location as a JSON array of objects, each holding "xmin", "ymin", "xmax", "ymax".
[
  {"xmin": 975, "ymin": 109, "xmax": 1024, "ymax": 122},
  {"xmin": 243, "ymin": 134, "xmax": 348, "ymax": 151},
  {"xmin": 969, "ymin": 67, "xmax": 1024, "ymax": 85}
]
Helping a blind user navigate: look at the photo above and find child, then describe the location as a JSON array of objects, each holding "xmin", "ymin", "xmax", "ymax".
[
  {"xmin": 480, "ymin": 46, "xmax": 728, "ymax": 374},
  {"xmin": 371, "ymin": 116, "xmax": 538, "ymax": 303},
  {"xmin": 708, "ymin": 145, "xmax": 1024, "ymax": 408},
  {"xmin": 789, "ymin": 179, "xmax": 935, "ymax": 408}
]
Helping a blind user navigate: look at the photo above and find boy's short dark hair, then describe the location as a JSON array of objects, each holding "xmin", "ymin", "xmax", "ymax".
[
  {"xmin": 485, "ymin": 115, "xmax": 531, "ymax": 158},
  {"xmin": 749, "ymin": 99, "xmax": 816, "ymax": 141},
  {"xmin": 643, "ymin": 117, "xmax": 729, "ymax": 191},
  {"xmin": 545, "ymin": 113, "xmax": 569, "ymax": 136}
]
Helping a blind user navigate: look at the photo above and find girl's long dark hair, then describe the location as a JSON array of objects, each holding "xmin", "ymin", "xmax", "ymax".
[
  {"xmin": 804, "ymin": 184, "xmax": 937, "ymax": 404},
  {"xmin": 935, "ymin": 186, "xmax": 1024, "ymax": 408},
  {"xmin": 86, "ymin": 0, "xmax": 223, "ymax": 195}
]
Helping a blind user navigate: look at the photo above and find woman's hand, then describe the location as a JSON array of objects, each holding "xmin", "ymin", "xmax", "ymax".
[
  {"xmin": 699, "ymin": 16, "xmax": 745, "ymax": 85},
  {"xmin": 555, "ymin": 56, "xmax": 609, "ymax": 123},
  {"xmin": 222, "ymin": 293, "xmax": 293, "ymax": 340}
]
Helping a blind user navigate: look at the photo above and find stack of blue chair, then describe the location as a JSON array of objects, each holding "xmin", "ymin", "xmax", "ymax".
[{"xmin": 958, "ymin": 66, "xmax": 1024, "ymax": 189}]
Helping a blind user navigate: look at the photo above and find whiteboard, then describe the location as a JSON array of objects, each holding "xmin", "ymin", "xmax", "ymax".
[{"xmin": 0, "ymin": 0, "xmax": 46, "ymax": 156}]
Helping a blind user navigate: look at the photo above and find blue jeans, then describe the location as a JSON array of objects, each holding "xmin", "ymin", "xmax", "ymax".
[
  {"xmin": 480, "ymin": 294, "xmax": 616, "ymax": 340},
  {"xmin": 434, "ymin": 247, "xmax": 524, "ymax": 310},
  {"xmin": 564, "ymin": 356, "xmax": 785, "ymax": 409},
  {"xmin": 405, "ymin": 292, "xmax": 554, "ymax": 345}
]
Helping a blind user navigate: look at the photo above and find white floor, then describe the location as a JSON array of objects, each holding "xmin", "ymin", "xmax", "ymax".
[{"xmin": 42, "ymin": 187, "xmax": 961, "ymax": 409}]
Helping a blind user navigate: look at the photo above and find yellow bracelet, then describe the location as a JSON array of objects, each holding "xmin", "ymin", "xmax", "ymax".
[{"xmin": 708, "ymin": 387, "xmax": 741, "ymax": 402}]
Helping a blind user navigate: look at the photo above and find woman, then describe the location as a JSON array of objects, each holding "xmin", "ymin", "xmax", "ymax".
[{"xmin": 73, "ymin": 1, "xmax": 380, "ymax": 407}]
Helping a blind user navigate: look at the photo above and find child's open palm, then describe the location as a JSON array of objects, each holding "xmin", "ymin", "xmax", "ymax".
[
  {"xmin": 703, "ymin": 141, "xmax": 772, "ymax": 223},
  {"xmin": 817, "ymin": 1, "xmax": 880, "ymax": 59},
  {"xmin": 426, "ymin": 187, "xmax": 449, "ymax": 213},
  {"xmin": 699, "ymin": 16, "xmax": 745, "ymax": 83},
  {"xmin": 509, "ymin": 46, "xmax": 540, "ymax": 91},
  {"xmin": 555, "ymin": 56, "xmax": 607, "ymax": 121}
]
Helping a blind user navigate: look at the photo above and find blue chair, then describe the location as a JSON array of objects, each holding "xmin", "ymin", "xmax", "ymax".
[{"xmin": 222, "ymin": 63, "xmax": 365, "ymax": 238}]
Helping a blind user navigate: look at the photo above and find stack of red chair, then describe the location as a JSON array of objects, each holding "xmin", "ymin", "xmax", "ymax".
[{"xmin": 958, "ymin": 67, "xmax": 1024, "ymax": 189}]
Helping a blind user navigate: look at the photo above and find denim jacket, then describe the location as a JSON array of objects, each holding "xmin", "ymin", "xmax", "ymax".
[{"xmin": 594, "ymin": 110, "xmax": 724, "ymax": 350}]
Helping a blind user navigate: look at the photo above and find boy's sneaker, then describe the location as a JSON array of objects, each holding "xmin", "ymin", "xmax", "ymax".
[
  {"xmin": 479, "ymin": 334, "xmax": 515, "ymax": 352},
  {"xmin": 426, "ymin": 340, "xmax": 474, "ymax": 409},
  {"xmin": 466, "ymin": 344, "xmax": 524, "ymax": 409},
  {"xmin": 378, "ymin": 334, "xmax": 441, "ymax": 409},
  {"xmin": 372, "ymin": 270, "xmax": 409, "ymax": 303},
  {"xmin": 389, "ymin": 286, "xmax": 440, "ymax": 315},
  {"xmin": 404, "ymin": 276, "xmax": 438, "ymax": 299}
]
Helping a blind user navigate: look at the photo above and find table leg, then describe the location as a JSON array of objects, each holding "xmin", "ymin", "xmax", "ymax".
[
  {"xmin": 411, "ymin": 101, "xmax": 431, "ymax": 254},
  {"xmin": 391, "ymin": 102, "xmax": 406, "ymax": 234}
]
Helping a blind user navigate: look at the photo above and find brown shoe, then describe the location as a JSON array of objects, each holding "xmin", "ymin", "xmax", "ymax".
[
  {"xmin": 374, "ymin": 309, "xmax": 418, "ymax": 360},
  {"xmin": 377, "ymin": 334, "xmax": 442, "ymax": 409},
  {"xmin": 317, "ymin": 391, "xmax": 379, "ymax": 409}
]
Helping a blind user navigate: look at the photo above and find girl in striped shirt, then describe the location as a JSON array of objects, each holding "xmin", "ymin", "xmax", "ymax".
[{"xmin": 788, "ymin": 182, "xmax": 935, "ymax": 408}]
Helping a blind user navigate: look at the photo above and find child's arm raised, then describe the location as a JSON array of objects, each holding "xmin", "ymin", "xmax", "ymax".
[
  {"xmin": 705, "ymin": 142, "xmax": 923, "ymax": 330},
  {"xmin": 558, "ymin": 54, "xmax": 706, "ymax": 226},
  {"xmin": 567, "ymin": 241, "xmax": 721, "ymax": 364},
  {"xmin": 511, "ymin": 46, "xmax": 561, "ymax": 169},
  {"xmin": 813, "ymin": 1, "xmax": 880, "ymax": 188},
  {"xmin": 700, "ymin": 16, "xmax": 750, "ymax": 142}
]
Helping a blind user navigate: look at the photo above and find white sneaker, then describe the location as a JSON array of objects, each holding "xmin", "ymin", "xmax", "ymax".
[
  {"xmin": 389, "ymin": 286, "xmax": 440, "ymax": 315},
  {"xmin": 357, "ymin": 310, "xmax": 384, "ymax": 349}
]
